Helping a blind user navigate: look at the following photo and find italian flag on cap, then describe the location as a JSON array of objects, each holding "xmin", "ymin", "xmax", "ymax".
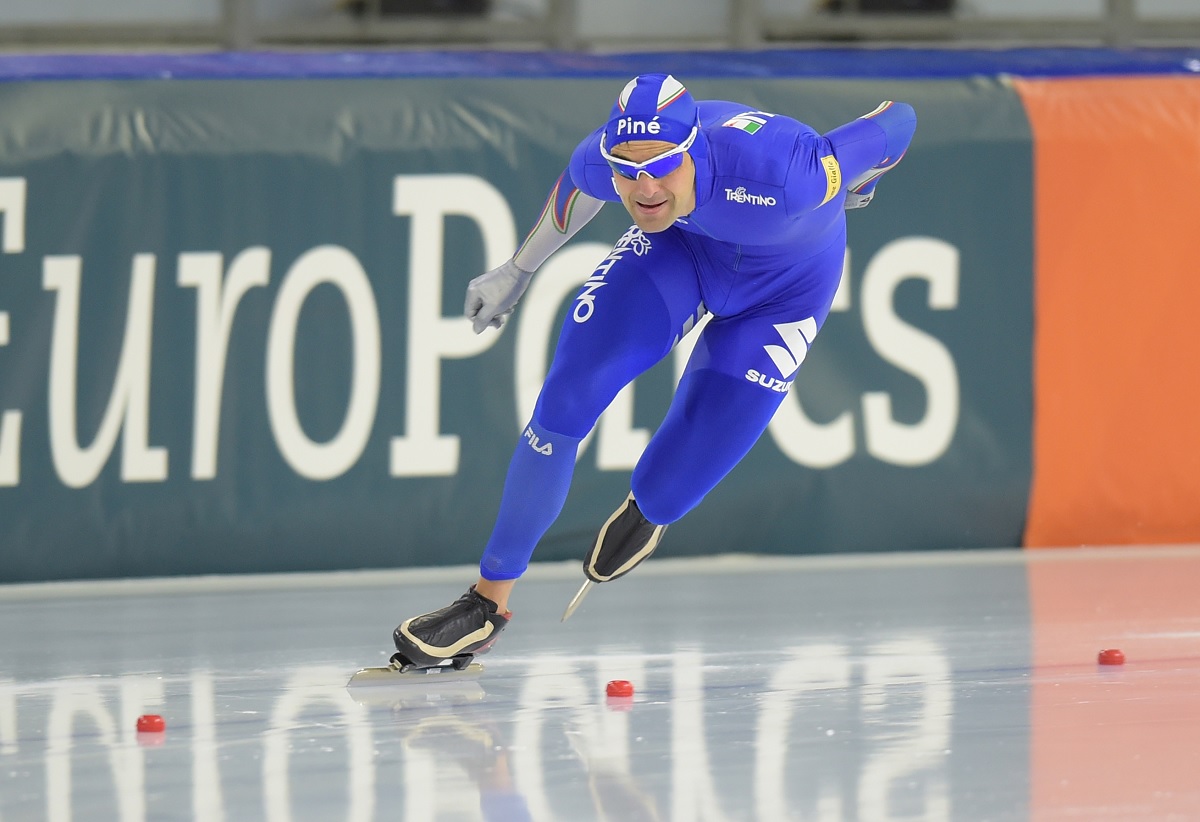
[{"xmin": 617, "ymin": 74, "xmax": 687, "ymax": 112}]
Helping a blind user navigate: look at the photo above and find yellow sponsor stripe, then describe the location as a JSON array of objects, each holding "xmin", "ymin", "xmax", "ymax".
[{"xmin": 819, "ymin": 155, "xmax": 842, "ymax": 206}]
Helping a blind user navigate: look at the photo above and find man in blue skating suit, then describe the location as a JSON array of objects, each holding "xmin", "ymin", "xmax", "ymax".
[{"xmin": 392, "ymin": 73, "xmax": 917, "ymax": 668}]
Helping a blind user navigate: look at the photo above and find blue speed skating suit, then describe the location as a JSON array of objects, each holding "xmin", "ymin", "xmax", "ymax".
[{"xmin": 479, "ymin": 86, "xmax": 916, "ymax": 580}]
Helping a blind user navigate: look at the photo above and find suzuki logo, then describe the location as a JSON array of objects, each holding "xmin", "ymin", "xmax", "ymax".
[{"xmin": 763, "ymin": 318, "xmax": 818, "ymax": 378}]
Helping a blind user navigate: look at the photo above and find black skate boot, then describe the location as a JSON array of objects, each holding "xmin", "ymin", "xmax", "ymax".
[
  {"xmin": 392, "ymin": 586, "xmax": 511, "ymax": 672},
  {"xmin": 583, "ymin": 493, "xmax": 667, "ymax": 583},
  {"xmin": 563, "ymin": 493, "xmax": 668, "ymax": 621}
]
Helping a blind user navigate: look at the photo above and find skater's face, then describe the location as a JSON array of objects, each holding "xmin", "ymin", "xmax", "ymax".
[{"xmin": 609, "ymin": 140, "xmax": 696, "ymax": 234}]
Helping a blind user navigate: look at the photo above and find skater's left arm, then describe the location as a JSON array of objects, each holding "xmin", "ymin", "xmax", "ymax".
[
  {"xmin": 511, "ymin": 170, "xmax": 605, "ymax": 273},
  {"xmin": 823, "ymin": 101, "xmax": 917, "ymax": 209},
  {"xmin": 512, "ymin": 127, "xmax": 619, "ymax": 272},
  {"xmin": 466, "ymin": 148, "xmax": 606, "ymax": 334}
]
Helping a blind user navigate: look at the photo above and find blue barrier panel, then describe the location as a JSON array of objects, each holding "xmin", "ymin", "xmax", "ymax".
[
  {"xmin": 1, "ymin": 46, "xmax": 1198, "ymax": 81},
  {"xmin": 0, "ymin": 52, "xmax": 1040, "ymax": 580}
]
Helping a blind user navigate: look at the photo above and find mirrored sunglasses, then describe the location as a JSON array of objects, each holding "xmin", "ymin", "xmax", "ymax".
[{"xmin": 600, "ymin": 124, "xmax": 698, "ymax": 180}]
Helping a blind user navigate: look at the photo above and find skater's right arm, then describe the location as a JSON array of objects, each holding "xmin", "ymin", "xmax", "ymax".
[
  {"xmin": 823, "ymin": 101, "xmax": 917, "ymax": 210},
  {"xmin": 465, "ymin": 132, "xmax": 614, "ymax": 334}
]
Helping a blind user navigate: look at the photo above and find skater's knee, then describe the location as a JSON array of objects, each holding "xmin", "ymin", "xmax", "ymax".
[
  {"xmin": 629, "ymin": 478, "xmax": 689, "ymax": 526},
  {"xmin": 533, "ymin": 375, "xmax": 609, "ymax": 438},
  {"xmin": 536, "ymin": 342, "xmax": 658, "ymax": 437}
]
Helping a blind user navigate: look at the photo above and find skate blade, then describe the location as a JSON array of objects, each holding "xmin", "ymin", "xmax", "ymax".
[
  {"xmin": 347, "ymin": 676, "xmax": 485, "ymax": 708},
  {"xmin": 561, "ymin": 579, "xmax": 595, "ymax": 622},
  {"xmin": 347, "ymin": 661, "xmax": 484, "ymax": 687}
]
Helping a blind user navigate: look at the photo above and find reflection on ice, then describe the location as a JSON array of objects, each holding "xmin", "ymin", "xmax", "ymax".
[
  {"xmin": 190, "ymin": 672, "xmax": 224, "ymax": 822},
  {"xmin": 859, "ymin": 641, "xmax": 951, "ymax": 821},
  {"xmin": 45, "ymin": 676, "xmax": 165, "ymax": 822},
  {"xmin": 1, "ymin": 678, "xmax": 15, "ymax": 755},
  {"xmin": 1, "ymin": 640, "xmax": 957, "ymax": 822},
  {"xmin": 264, "ymin": 669, "xmax": 374, "ymax": 822},
  {"xmin": 5, "ymin": 549, "xmax": 1199, "ymax": 819}
]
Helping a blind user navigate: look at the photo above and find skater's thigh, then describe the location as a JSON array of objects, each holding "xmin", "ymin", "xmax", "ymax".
[
  {"xmin": 552, "ymin": 226, "xmax": 705, "ymax": 368},
  {"xmin": 683, "ymin": 250, "xmax": 843, "ymax": 390},
  {"xmin": 630, "ymin": 297, "xmax": 829, "ymax": 523},
  {"xmin": 535, "ymin": 227, "xmax": 705, "ymax": 435}
]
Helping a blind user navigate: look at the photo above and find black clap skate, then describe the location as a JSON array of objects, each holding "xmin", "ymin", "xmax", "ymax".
[
  {"xmin": 390, "ymin": 586, "xmax": 512, "ymax": 673},
  {"xmin": 562, "ymin": 493, "xmax": 667, "ymax": 621},
  {"xmin": 584, "ymin": 493, "xmax": 667, "ymax": 582}
]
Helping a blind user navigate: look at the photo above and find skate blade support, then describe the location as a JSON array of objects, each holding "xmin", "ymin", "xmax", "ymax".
[
  {"xmin": 561, "ymin": 579, "xmax": 595, "ymax": 622},
  {"xmin": 347, "ymin": 652, "xmax": 484, "ymax": 687}
]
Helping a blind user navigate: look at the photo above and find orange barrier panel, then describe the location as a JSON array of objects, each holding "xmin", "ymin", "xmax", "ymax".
[{"xmin": 1015, "ymin": 77, "xmax": 1200, "ymax": 547}]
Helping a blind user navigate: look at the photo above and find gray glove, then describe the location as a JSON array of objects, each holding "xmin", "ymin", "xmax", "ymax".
[
  {"xmin": 844, "ymin": 190, "xmax": 874, "ymax": 210},
  {"xmin": 464, "ymin": 259, "xmax": 534, "ymax": 334}
]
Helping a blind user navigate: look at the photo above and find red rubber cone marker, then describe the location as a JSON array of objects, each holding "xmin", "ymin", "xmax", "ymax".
[
  {"xmin": 136, "ymin": 714, "xmax": 166, "ymax": 733},
  {"xmin": 1098, "ymin": 649, "xmax": 1125, "ymax": 666},
  {"xmin": 606, "ymin": 680, "xmax": 634, "ymax": 698}
]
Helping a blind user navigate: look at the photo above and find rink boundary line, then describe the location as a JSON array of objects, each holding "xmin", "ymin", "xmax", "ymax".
[{"xmin": 1, "ymin": 544, "xmax": 1198, "ymax": 601}]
